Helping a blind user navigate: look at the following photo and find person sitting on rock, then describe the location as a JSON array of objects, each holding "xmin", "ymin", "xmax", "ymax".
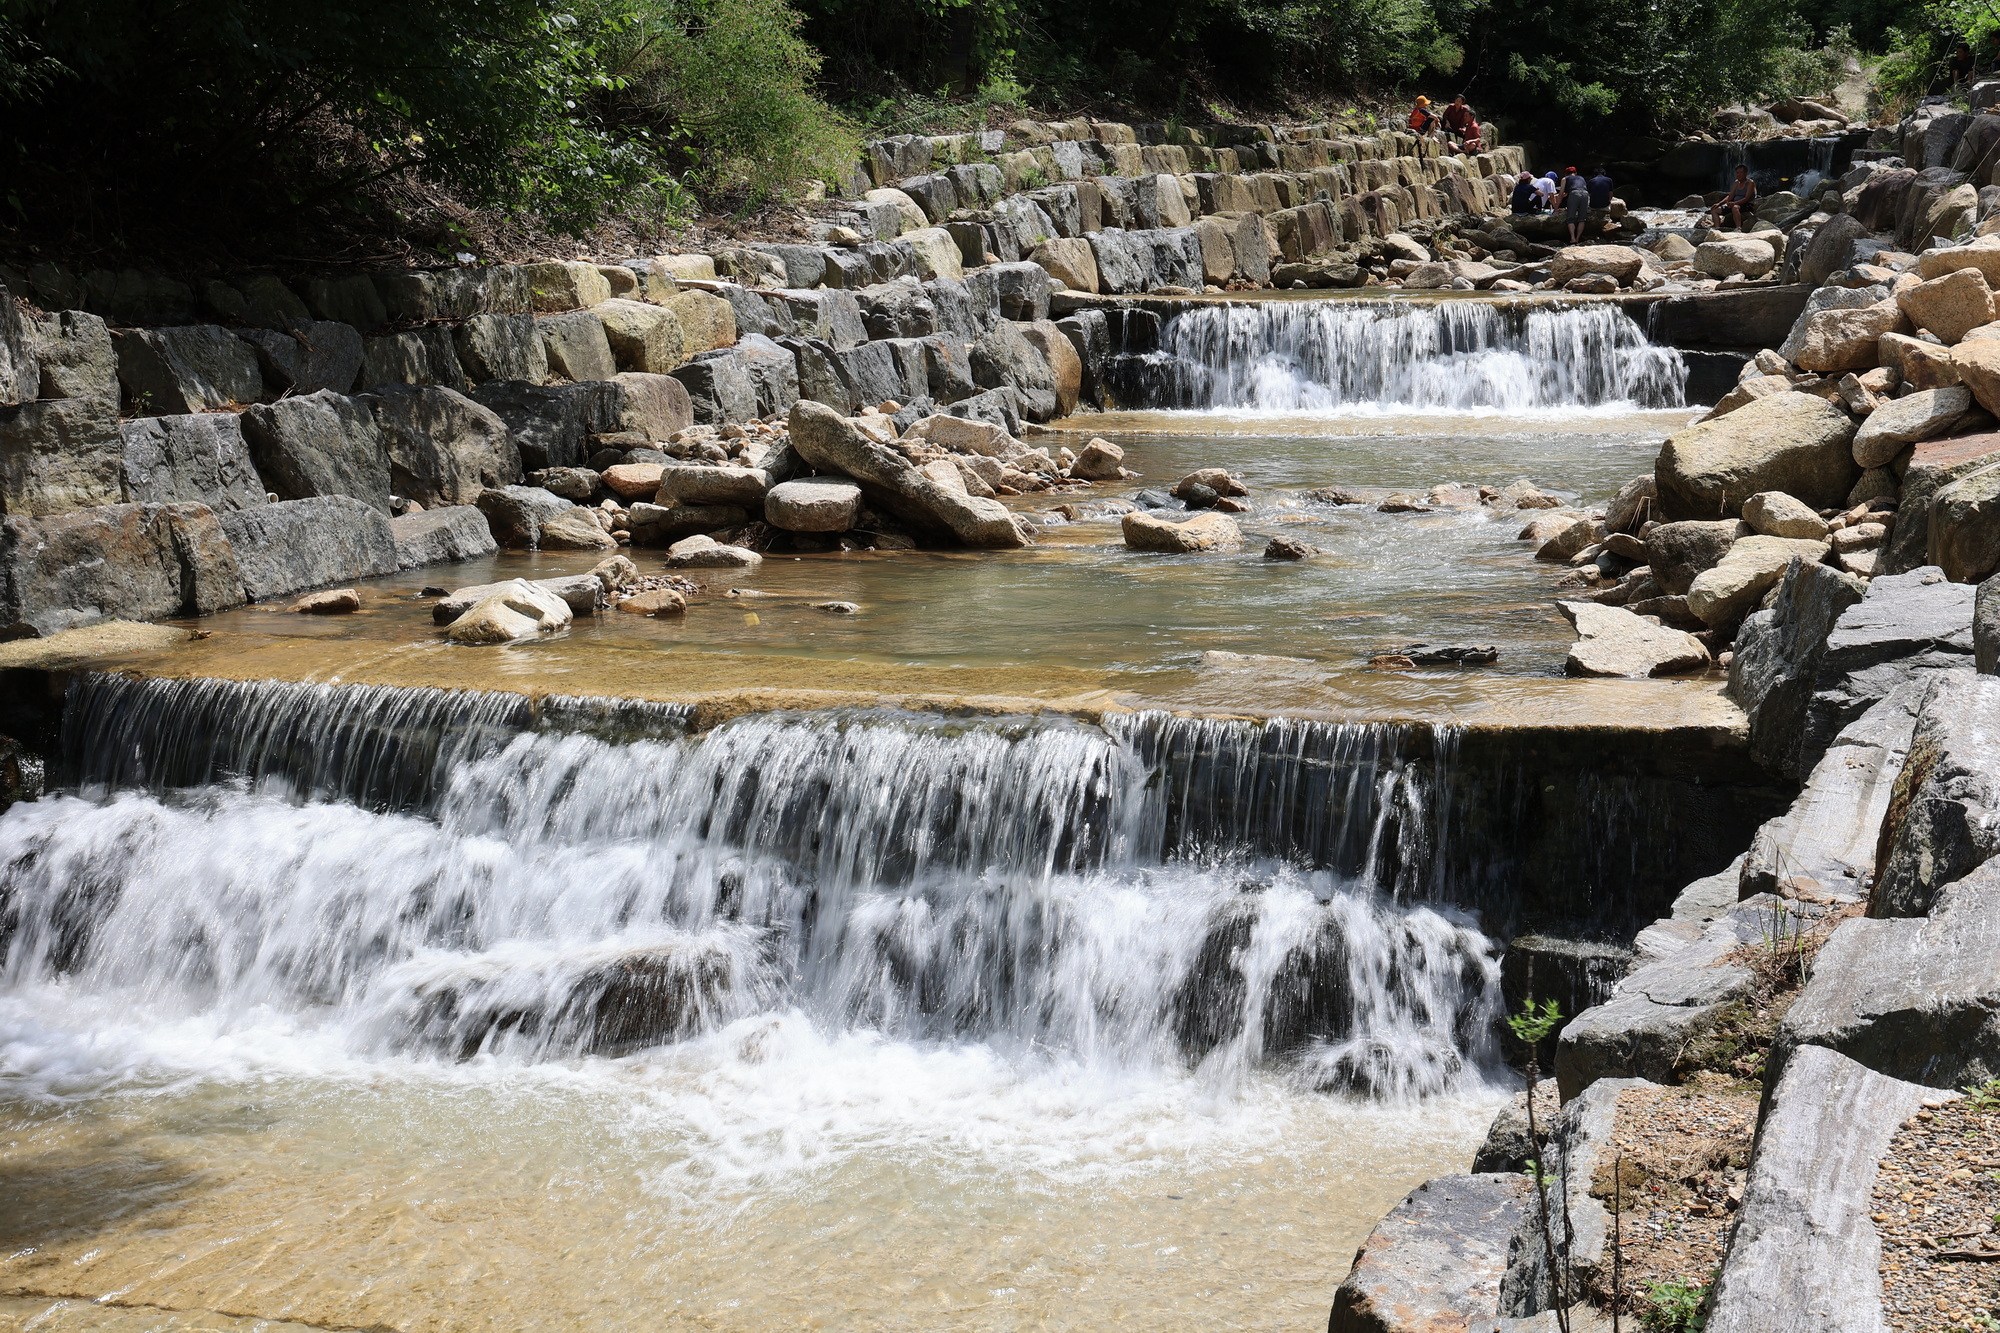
[
  {"xmin": 1442, "ymin": 95, "xmax": 1480, "ymax": 150},
  {"xmin": 1407, "ymin": 96, "xmax": 1440, "ymax": 137},
  {"xmin": 1587, "ymin": 167, "xmax": 1615, "ymax": 209},
  {"xmin": 1706, "ymin": 166, "xmax": 1758, "ymax": 230},
  {"xmin": 1533, "ymin": 170, "xmax": 1559, "ymax": 211},
  {"xmin": 1509, "ymin": 171, "xmax": 1541, "ymax": 214}
]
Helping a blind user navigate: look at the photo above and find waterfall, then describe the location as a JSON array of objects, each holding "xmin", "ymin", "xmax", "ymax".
[
  {"xmin": 0, "ymin": 676, "xmax": 1505, "ymax": 1100},
  {"xmin": 1107, "ymin": 301, "xmax": 1686, "ymax": 413}
]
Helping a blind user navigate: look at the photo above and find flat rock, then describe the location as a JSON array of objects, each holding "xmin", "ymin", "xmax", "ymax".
[
  {"xmin": 1558, "ymin": 601, "xmax": 1709, "ymax": 677},
  {"xmin": 1800, "ymin": 566, "xmax": 1977, "ymax": 769},
  {"xmin": 1728, "ymin": 558, "xmax": 1869, "ymax": 777},
  {"xmin": 1705, "ymin": 1046, "xmax": 1930, "ymax": 1333},
  {"xmin": 445, "ymin": 579, "xmax": 574, "ymax": 644},
  {"xmin": 0, "ymin": 502, "xmax": 245, "ymax": 636},
  {"xmin": 1327, "ymin": 1173, "xmax": 1533, "ymax": 1333},
  {"xmin": 1686, "ymin": 535, "xmax": 1830, "ymax": 630},
  {"xmin": 1853, "ymin": 386, "xmax": 1972, "ymax": 469},
  {"xmin": 1740, "ymin": 490, "xmax": 1828, "ymax": 540},
  {"xmin": 663, "ymin": 534, "xmax": 763, "ymax": 569},
  {"xmin": 788, "ymin": 400, "xmax": 1028, "ymax": 548},
  {"xmin": 765, "ymin": 476, "xmax": 863, "ymax": 533},
  {"xmin": 657, "ymin": 464, "xmax": 771, "ymax": 507}
]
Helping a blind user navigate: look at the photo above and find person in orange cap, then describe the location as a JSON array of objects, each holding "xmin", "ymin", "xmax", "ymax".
[{"xmin": 1407, "ymin": 96, "xmax": 1440, "ymax": 138}]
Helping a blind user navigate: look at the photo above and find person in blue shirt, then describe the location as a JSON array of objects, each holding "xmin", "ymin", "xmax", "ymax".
[{"xmin": 1587, "ymin": 168, "xmax": 1614, "ymax": 209}]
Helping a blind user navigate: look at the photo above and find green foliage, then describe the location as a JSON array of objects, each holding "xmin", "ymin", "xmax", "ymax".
[
  {"xmin": 1640, "ymin": 1276, "xmax": 1710, "ymax": 1331},
  {"xmin": 1760, "ymin": 26, "xmax": 1859, "ymax": 101},
  {"xmin": 589, "ymin": 0, "xmax": 863, "ymax": 202},
  {"xmin": 1964, "ymin": 1078, "xmax": 2000, "ymax": 1113},
  {"xmin": 1507, "ymin": 998, "xmax": 1564, "ymax": 1047}
]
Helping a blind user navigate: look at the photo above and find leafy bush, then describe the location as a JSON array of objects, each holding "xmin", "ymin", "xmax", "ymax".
[
  {"xmin": 590, "ymin": 0, "xmax": 864, "ymax": 203},
  {"xmin": 1761, "ymin": 27, "xmax": 1859, "ymax": 102},
  {"xmin": 1641, "ymin": 1276, "xmax": 1710, "ymax": 1331}
]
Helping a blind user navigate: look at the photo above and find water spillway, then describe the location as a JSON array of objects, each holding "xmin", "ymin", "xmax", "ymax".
[{"xmin": 1107, "ymin": 300, "xmax": 1688, "ymax": 413}]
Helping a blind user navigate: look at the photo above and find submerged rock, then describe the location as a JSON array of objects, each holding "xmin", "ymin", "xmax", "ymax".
[
  {"xmin": 1559, "ymin": 602, "xmax": 1710, "ymax": 677},
  {"xmin": 444, "ymin": 579, "xmax": 574, "ymax": 643},
  {"xmin": 1328, "ymin": 1173, "xmax": 1533, "ymax": 1333},
  {"xmin": 1120, "ymin": 509, "xmax": 1242, "ymax": 553}
]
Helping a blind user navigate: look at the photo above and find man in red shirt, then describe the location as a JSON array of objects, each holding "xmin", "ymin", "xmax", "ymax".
[{"xmin": 1441, "ymin": 96, "xmax": 1480, "ymax": 150}]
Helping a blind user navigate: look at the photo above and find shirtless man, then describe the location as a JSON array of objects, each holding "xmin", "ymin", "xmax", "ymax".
[{"xmin": 1707, "ymin": 166, "xmax": 1758, "ymax": 230}]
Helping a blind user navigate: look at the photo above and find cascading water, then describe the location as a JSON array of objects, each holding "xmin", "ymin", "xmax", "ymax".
[
  {"xmin": 2, "ymin": 675, "xmax": 1499, "ymax": 1101},
  {"xmin": 1108, "ymin": 300, "xmax": 1686, "ymax": 412}
]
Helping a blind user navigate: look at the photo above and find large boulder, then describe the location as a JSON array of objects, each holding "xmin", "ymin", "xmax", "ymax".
[
  {"xmin": 1018, "ymin": 321, "xmax": 1082, "ymax": 419},
  {"xmin": 764, "ymin": 476, "xmax": 862, "ymax": 532},
  {"xmin": 236, "ymin": 320, "xmax": 364, "ymax": 397},
  {"xmin": 1559, "ymin": 600, "xmax": 1710, "ymax": 676},
  {"xmin": 1881, "ymin": 431, "xmax": 2000, "ymax": 573},
  {"xmin": 1655, "ymin": 392, "xmax": 1858, "ymax": 520},
  {"xmin": 662, "ymin": 533, "xmax": 763, "ymax": 569},
  {"xmin": 119, "ymin": 413, "xmax": 268, "ymax": 512},
  {"xmin": 469, "ymin": 380, "xmax": 616, "ymax": 472},
  {"xmin": 1643, "ymin": 518, "xmax": 1749, "ymax": 595},
  {"xmin": 391, "ymin": 506, "xmax": 498, "ymax": 570},
  {"xmin": 113, "ymin": 325, "xmax": 264, "ymax": 414},
  {"xmin": 1326, "ymin": 1174, "xmax": 1532, "ymax": 1333},
  {"xmin": 1851, "ymin": 385, "xmax": 1972, "ymax": 468},
  {"xmin": 1549, "ymin": 245, "xmax": 1643, "ymax": 284},
  {"xmin": 1796, "ymin": 212, "xmax": 1870, "ymax": 287},
  {"xmin": 1790, "ymin": 302, "xmax": 1907, "ymax": 374},
  {"xmin": 969, "ymin": 323, "xmax": 1058, "ymax": 422},
  {"xmin": 1728, "ymin": 558, "xmax": 1869, "ymax": 776},
  {"xmin": 609, "ymin": 372, "xmax": 696, "ymax": 442},
  {"xmin": 1686, "ymin": 535, "xmax": 1831, "ymax": 629},
  {"xmin": 239, "ymin": 390, "xmax": 392, "ymax": 512},
  {"xmin": 1871, "ymin": 674, "xmax": 2000, "ymax": 916},
  {"xmin": 656, "ymin": 464, "xmax": 770, "ymax": 507},
  {"xmin": 523, "ymin": 261, "xmax": 611, "ymax": 312},
  {"xmin": 1740, "ymin": 490, "xmax": 1828, "ymax": 539},
  {"xmin": 444, "ymin": 579, "xmax": 575, "ymax": 644},
  {"xmin": 1692, "ymin": 236, "xmax": 1776, "ymax": 279},
  {"xmin": 1029, "ymin": 238, "xmax": 1099, "ymax": 293},
  {"xmin": 1120, "ymin": 509, "xmax": 1243, "ymax": 553},
  {"xmin": 31, "ymin": 310, "xmax": 118, "ymax": 399},
  {"xmin": 1899, "ymin": 265, "xmax": 1997, "ymax": 343},
  {"xmin": 218, "ymin": 494, "xmax": 397, "ymax": 601},
  {"xmin": 537, "ymin": 310, "xmax": 618, "ymax": 383},
  {"xmin": 1930, "ymin": 461, "xmax": 2000, "ymax": 582},
  {"xmin": 0, "ymin": 395, "xmax": 129, "ymax": 516},
  {"xmin": 1798, "ymin": 566, "xmax": 1978, "ymax": 770},
  {"xmin": 787, "ymin": 400, "xmax": 1028, "ymax": 548},
  {"xmin": 431, "ymin": 573, "xmax": 601, "ymax": 623},
  {"xmin": 452, "ymin": 313, "xmax": 549, "ymax": 384},
  {"xmin": 358, "ymin": 329, "xmax": 468, "ymax": 393},
  {"xmin": 595, "ymin": 298, "xmax": 686, "ymax": 374},
  {"xmin": 0, "ymin": 501, "xmax": 244, "ymax": 635},
  {"xmin": 362, "ymin": 384, "xmax": 520, "ymax": 508},
  {"xmin": 474, "ymin": 484, "xmax": 612, "ymax": 551},
  {"xmin": 1704, "ymin": 1046, "xmax": 1930, "ymax": 1333}
]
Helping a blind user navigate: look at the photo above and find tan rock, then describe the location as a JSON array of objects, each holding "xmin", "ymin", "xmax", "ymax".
[
  {"xmin": 1702, "ymin": 374, "xmax": 1792, "ymax": 420},
  {"xmin": 445, "ymin": 579, "xmax": 574, "ymax": 643},
  {"xmin": 1019, "ymin": 320, "xmax": 1083, "ymax": 418},
  {"xmin": 1121, "ymin": 509, "xmax": 1243, "ymax": 553},
  {"xmin": 1029, "ymin": 238, "xmax": 1099, "ymax": 294},
  {"xmin": 1550, "ymin": 246, "xmax": 1645, "ymax": 284},
  {"xmin": 594, "ymin": 299, "xmax": 685, "ymax": 374},
  {"xmin": 291, "ymin": 588, "xmax": 361, "ymax": 614},
  {"xmin": 863, "ymin": 187, "xmax": 926, "ymax": 233},
  {"xmin": 617, "ymin": 588, "xmax": 687, "ymax": 616},
  {"xmin": 1915, "ymin": 238, "xmax": 2000, "ymax": 284},
  {"xmin": 1741, "ymin": 491, "xmax": 1829, "ymax": 539},
  {"xmin": 1899, "ymin": 267, "xmax": 1997, "ymax": 344},
  {"xmin": 1559, "ymin": 601, "xmax": 1711, "ymax": 677},
  {"xmin": 903, "ymin": 228, "xmax": 965, "ymax": 283},
  {"xmin": 1686, "ymin": 535, "xmax": 1831, "ymax": 627},
  {"xmin": 1952, "ymin": 339, "xmax": 2000, "ymax": 417},
  {"xmin": 1879, "ymin": 333, "xmax": 1959, "ymax": 389},
  {"xmin": 601, "ymin": 463, "xmax": 665, "ymax": 500},
  {"xmin": 1072, "ymin": 438, "xmax": 1126, "ymax": 481},
  {"xmin": 1692, "ymin": 237, "xmax": 1777, "ymax": 279},
  {"xmin": 1793, "ymin": 302, "xmax": 1910, "ymax": 373},
  {"xmin": 662, "ymin": 291, "xmax": 737, "ymax": 355},
  {"xmin": 1655, "ymin": 392, "xmax": 1859, "ymax": 519},
  {"xmin": 1851, "ymin": 386, "xmax": 1973, "ymax": 468}
]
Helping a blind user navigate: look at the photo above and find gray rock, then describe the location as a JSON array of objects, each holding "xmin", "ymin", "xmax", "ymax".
[
  {"xmin": 452, "ymin": 313, "xmax": 549, "ymax": 384},
  {"xmin": 1472, "ymin": 1078, "xmax": 1558, "ymax": 1175},
  {"xmin": 657, "ymin": 465, "xmax": 770, "ymax": 507},
  {"xmin": 987, "ymin": 262, "xmax": 1053, "ymax": 321},
  {"xmin": 765, "ymin": 476, "xmax": 863, "ymax": 532},
  {"xmin": 530, "ymin": 466, "xmax": 599, "ymax": 502},
  {"xmin": 673, "ymin": 351, "xmax": 760, "ymax": 425},
  {"xmin": 207, "ymin": 273, "xmax": 311, "ymax": 329},
  {"xmin": 788, "ymin": 400, "xmax": 1029, "ymax": 548},
  {"xmin": 1739, "ymin": 682, "xmax": 1927, "ymax": 900},
  {"xmin": 1872, "ymin": 673, "xmax": 2000, "ymax": 916},
  {"xmin": 1979, "ymin": 572, "xmax": 1999, "ymax": 673},
  {"xmin": 1328, "ymin": 1173, "xmax": 1533, "ymax": 1333},
  {"xmin": 0, "ymin": 280, "xmax": 38, "ymax": 406},
  {"xmin": 358, "ymin": 328, "xmax": 469, "ymax": 393},
  {"xmin": 1086, "ymin": 229, "xmax": 1152, "ymax": 295},
  {"xmin": 771, "ymin": 289, "xmax": 867, "ymax": 351},
  {"xmin": 926, "ymin": 276, "xmax": 990, "ymax": 339},
  {"xmin": 782, "ymin": 337, "xmax": 858, "ymax": 415},
  {"xmin": 836, "ymin": 340, "xmax": 924, "ymax": 410},
  {"xmin": 1654, "ymin": 392, "xmax": 1859, "ymax": 520},
  {"xmin": 1800, "ymin": 565, "xmax": 1977, "ymax": 769},
  {"xmin": 0, "ymin": 396, "xmax": 128, "ymax": 516},
  {"xmin": 1706, "ymin": 1046, "xmax": 1929, "ymax": 1333},
  {"xmin": 236, "ymin": 320, "xmax": 364, "ymax": 397},
  {"xmin": 537, "ymin": 309, "xmax": 618, "ymax": 382},
  {"xmin": 32, "ymin": 310, "xmax": 117, "ymax": 399},
  {"xmin": 391, "ymin": 506, "xmax": 498, "ymax": 570},
  {"xmin": 716, "ymin": 285, "xmax": 794, "ymax": 340},
  {"xmin": 1796, "ymin": 212, "xmax": 1870, "ymax": 288},
  {"xmin": 1558, "ymin": 600, "xmax": 1709, "ymax": 677},
  {"xmin": 473, "ymin": 485, "xmax": 610, "ymax": 550},
  {"xmin": 852, "ymin": 282, "xmax": 935, "ymax": 340},
  {"xmin": 1643, "ymin": 519, "xmax": 1748, "ymax": 597},
  {"xmin": 239, "ymin": 391, "xmax": 393, "ymax": 513},
  {"xmin": 304, "ymin": 275, "xmax": 388, "ymax": 330},
  {"xmin": 970, "ymin": 322, "xmax": 1058, "ymax": 421},
  {"xmin": 362, "ymin": 385, "xmax": 521, "ymax": 508},
  {"xmin": 609, "ymin": 372, "xmax": 695, "ymax": 442},
  {"xmin": 735, "ymin": 334, "xmax": 802, "ymax": 418},
  {"xmin": 1501, "ymin": 1077, "xmax": 1654, "ymax": 1315},
  {"xmin": 1882, "ymin": 432, "xmax": 2000, "ymax": 575},
  {"xmin": 218, "ymin": 495, "xmax": 397, "ymax": 602},
  {"xmin": 119, "ymin": 413, "xmax": 267, "ymax": 512},
  {"xmin": 114, "ymin": 325, "xmax": 266, "ymax": 414},
  {"xmin": 1056, "ymin": 310, "xmax": 1110, "ymax": 409},
  {"xmin": 625, "ymin": 502, "xmax": 749, "ymax": 545},
  {"xmin": 431, "ymin": 572, "xmax": 601, "ymax": 622},
  {"xmin": 1930, "ymin": 460, "xmax": 2000, "ymax": 584},
  {"xmin": 1728, "ymin": 558, "xmax": 1869, "ymax": 777},
  {"xmin": 1777, "ymin": 284, "xmax": 1887, "ymax": 364},
  {"xmin": 0, "ymin": 501, "xmax": 244, "ymax": 635},
  {"xmin": 469, "ymin": 380, "xmax": 618, "ymax": 472}
]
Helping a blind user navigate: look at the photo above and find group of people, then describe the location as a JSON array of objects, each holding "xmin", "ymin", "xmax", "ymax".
[
  {"xmin": 1406, "ymin": 94, "xmax": 1483, "ymax": 154},
  {"xmin": 1506, "ymin": 165, "xmax": 1615, "ymax": 242}
]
